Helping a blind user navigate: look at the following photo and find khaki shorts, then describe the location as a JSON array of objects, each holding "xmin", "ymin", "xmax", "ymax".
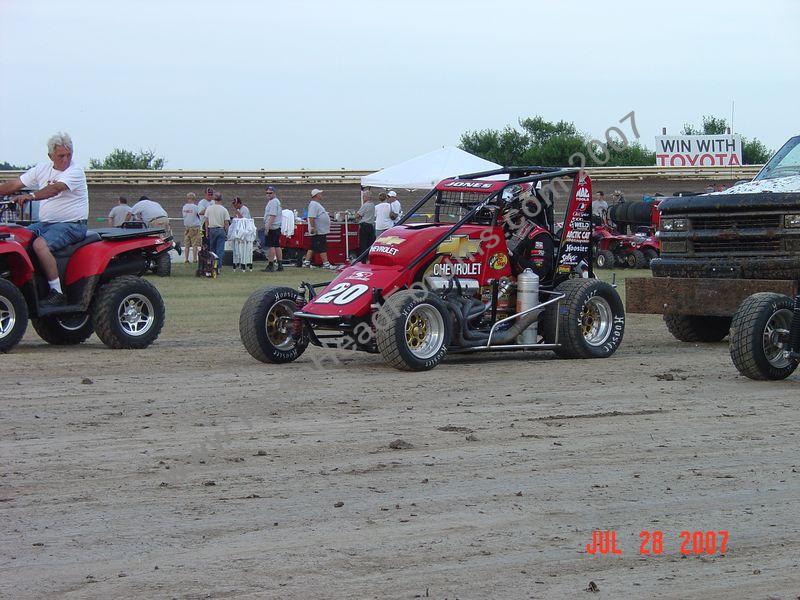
[
  {"xmin": 184, "ymin": 226, "xmax": 201, "ymax": 247},
  {"xmin": 149, "ymin": 216, "xmax": 172, "ymax": 236}
]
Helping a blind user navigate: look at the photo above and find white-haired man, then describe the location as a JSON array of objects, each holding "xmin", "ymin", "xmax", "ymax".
[{"xmin": 0, "ymin": 132, "xmax": 88, "ymax": 307}]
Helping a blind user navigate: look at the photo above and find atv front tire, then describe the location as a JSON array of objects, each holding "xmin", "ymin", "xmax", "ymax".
[
  {"xmin": 240, "ymin": 286, "xmax": 308, "ymax": 363},
  {"xmin": 153, "ymin": 252, "xmax": 171, "ymax": 277},
  {"xmin": 32, "ymin": 312, "xmax": 93, "ymax": 345},
  {"xmin": 376, "ymin": 290, "xmax": 451, "ymax": 371},
  {"xmin": 663, "ymin": 315, "xmax": 730, "ymax": 343},
  {"xmin": 594, "ymin": 249, "xmax": 614, "ymax": 269},
  {"xmin": 642, "ymin": 248, "xmax": 658, "ymax": 267},
  {"xmin": 0, "ymin": 278, "xmax": 27, "ymax": 352},
  {"xmin": 93, "ymin": 275, "xmax": 165, "ymax": 349},
  {"xmin": 730, "ymin": 293, "xmax": 799, "ymax": 380},
  {"xmin": 625, "ymin": 249, "xmax": 647, "ymax": 269},
  {"xmin": 544, "ymin": 279, "xmax": 625, "ymax": 359}
]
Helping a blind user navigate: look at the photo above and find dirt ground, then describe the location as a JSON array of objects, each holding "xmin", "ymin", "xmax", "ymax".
[{"xmin": 2, "ymin": 268, "xmax": 799, "ymax": 599}]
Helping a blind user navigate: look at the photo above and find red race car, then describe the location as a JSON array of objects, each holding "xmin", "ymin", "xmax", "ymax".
[
  {"xmin": 240, "ymin": 167, "xmax": 625, "ymax": 371},
  {"xmin": 0, "ymin": 207, "xmax": 172, "ymax": 352}
]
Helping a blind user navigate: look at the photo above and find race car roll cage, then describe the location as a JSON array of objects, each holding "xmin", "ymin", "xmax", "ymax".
[{"xmin": 300, "ymin": 167, "xmax": 592, "ymax": 353}]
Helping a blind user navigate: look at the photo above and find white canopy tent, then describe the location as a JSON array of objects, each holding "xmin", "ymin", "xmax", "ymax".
[{"xmin": 361, "ymin": 146, "xmax": 503, "ymax": 190}]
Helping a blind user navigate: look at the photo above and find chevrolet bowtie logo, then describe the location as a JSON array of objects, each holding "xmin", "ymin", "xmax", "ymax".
[
  {"xmin": 375, "ymin": 235, "xmax": 405, "ymax": 245},
  {"xmin": 438, "ymin": 235, "xmax": 480, "ymax": 259}
]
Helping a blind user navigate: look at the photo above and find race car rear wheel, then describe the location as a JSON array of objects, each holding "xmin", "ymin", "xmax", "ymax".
[
  {"xmin": 240, "ymin": 286, "xmax": 308, "ymax": 363},
  {"xmin": 544, "ymin": 279, "xmax": 624, "ymax": 359},
  {"xmin": 0, "ymin": 278, "xmax": 27, "ymax": 353},
  {"xmin": 663, "ymin": 315, "xmax": 730, "ymax": 342},
  {"xmin": 93, "ymin": 275, "xmax": 165, "ymax": 349},
  {"xmin": 376, "ymin": 289, "xmax": 451, "ymax": 371},
  {"xmin": 32, "ymin": 312, "xmax": 93, "ymax": 345},
  {"xmin": 730, "ymin": 293, "xmax": 799, "ymax": 380}
]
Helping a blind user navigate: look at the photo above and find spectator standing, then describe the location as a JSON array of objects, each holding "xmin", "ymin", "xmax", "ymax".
[
  {"xmin": 232, "ymin": 196, "xmax": 251, "ymax": 219},
  {"xmin": 263, "ymin": 186, "xmax": 284, "ymax": 272},
  {"xmin": 374, "ymin": 192, "xmax": 393, "ymax": 237},
  {"xmin": 130, "ymin": 195, "xmax": 172, "ymax": 236},
  {"xmin": 303, "ymin": 189, "xmax": 335, "ymax": 269},
  {"xmin": 388, "ymin": 190, "xmax": 402, "ymax": 226},
  {"xmin": 197, "ymin": 186, "xmax": 214, "ymax": 240},
  {"xmin": 355, "ymin": 188, "xmax": 376, "ymax": 255},
  {"xmin": 205, "ymin": 192, "xmax": 231, "ymax": 270},
  {"xmin": 182, "ymin": 192, "xmax": 202, "ymax": 263},
  {"xmin": 592, "ymin": 190, "xmax": 608, "ymax": 226},
  {"xmin": 107, "ymin": 195, "xmax": 132, "ymax": 227}
]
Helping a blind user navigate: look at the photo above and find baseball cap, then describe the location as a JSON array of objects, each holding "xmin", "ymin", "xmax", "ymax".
[
  {"xmin": 205, "ymin": 187, "xmax": 214, "ymax": 194},
  {"xmin": 387, "ymin": 190, "xmax": 397, "ymax": 197},
  {"xmin": 310, "ymin": 188, "xmax": 323, "ymax": 197},
  {"xmin": 265, "ymin": 186, "xmax": 276, "ymax": 193}
]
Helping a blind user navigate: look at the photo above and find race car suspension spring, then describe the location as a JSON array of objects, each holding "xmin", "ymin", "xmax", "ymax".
[{"xmin": 789, "ymin": 295, "xmax": 800, "ymax": 355}]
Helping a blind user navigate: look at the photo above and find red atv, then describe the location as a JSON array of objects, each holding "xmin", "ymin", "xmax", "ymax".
[
  {"xmin": 240, "ymin": 167, "xmax": 625, "ymax": 371},
  {"xmin": 0, "ymin": 209, "xmax": 170, "ymax": 352},
  {"xmin": 591, "ymin": 225, "xmax": 647, "ymax": 269}
]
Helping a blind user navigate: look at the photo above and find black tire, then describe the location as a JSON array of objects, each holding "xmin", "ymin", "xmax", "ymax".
[
  {"xmin": 613, "ymin": 202, "xmax": 630, "ymax": 224},
  {"xmin": 32, "ymin": 312, "xmax": 93, "ymax": 345},
  {"xmin": 375, "ymin": 289, "xmax": 451, "ymax": 371},
  {"xmin": 239, "ymin": 286, "xmax": 308, "ymax": 363},
  {"xmin": 0, "ymin": 278, "xmax": 28, "ymax": 353},
  {"xmin": 627, "ymin": 201, "xmax": 652, "ymax": 224},
  {"xmin": 153, "ymin": 252, "xmax": 171, "ymax": 277},
  {"xmin": 92, "ymin": 275, "xmax": 165, "ymax": 349},
  {"xmin": 642, "ymin": 247, "xmax": 658, "ymax": 267},
  {"xmin": 543, "ymin": 279, "xmax": 625, "ymax": 359},
  {"xmin": 594, "ymin": 249, "xmax": 614, "ymax": 269},
  {"xmin": 663, "ymin": 314, "xmax": 731, "ymax": 342},
  {"xmin": 625, "ymin": 249, "xmax": 647, "ymax": 269},
  {"xmin": 730, "ymin": 293, "xmax": 799, "ymax": 380}
]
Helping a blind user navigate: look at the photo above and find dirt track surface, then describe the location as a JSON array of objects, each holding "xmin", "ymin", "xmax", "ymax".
[{"xmin": 2, "ymin": 313, "xmax": 799, "ymax": 599}]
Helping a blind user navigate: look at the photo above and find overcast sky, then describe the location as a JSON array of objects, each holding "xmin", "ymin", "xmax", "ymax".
[{"xmin": 1, "ymin": 0, "xmax": 798, "ymax": 170}]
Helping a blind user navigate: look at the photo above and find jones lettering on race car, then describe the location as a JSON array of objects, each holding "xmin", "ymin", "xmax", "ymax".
[
  {"xmin": 431, "ymin": 262, "xmax": 482, "ymax": 277},
  {"xmin": 488, "ymin": 253, "xmax": 508, "ymax": 270},
  {"xmin": 446, "ymin": 181, "xmax": 494, "ymax": 189},
  {"xmin": 372, "ymin": 245, "xmax": 400, "ymax": 256},
  {"xmin": 374, "ymin": 236, "xmax": 405, "ymax": 246}
]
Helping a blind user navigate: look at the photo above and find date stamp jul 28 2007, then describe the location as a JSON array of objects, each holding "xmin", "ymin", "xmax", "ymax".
[{"xmin": 585, "ymin": 530, "xmax": 729, "ymax": 556}]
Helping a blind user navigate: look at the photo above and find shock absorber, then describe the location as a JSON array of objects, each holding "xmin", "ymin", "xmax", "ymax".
[{"xmin": 788, "ymin": 294, "xmax": 800, "ymax": 359}]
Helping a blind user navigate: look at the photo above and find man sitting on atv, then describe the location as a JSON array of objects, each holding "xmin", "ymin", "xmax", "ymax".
[{"xmin": 0, "ymin": 132, "xmax": 88, "ymax": 307}]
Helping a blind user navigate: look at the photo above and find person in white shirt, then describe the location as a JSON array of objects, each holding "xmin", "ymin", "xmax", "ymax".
[
  {"xmin": 303, "ymin": 189, "xmax": 335, "ymax": 269},
  {"xmin": 387, "ymin": 190, "xmax": 402, "ymax": 226},
  {"xmin": 182, "ymin": 192, "xmax": 202, "ymax": 263},
  {"xmin": 232, "ymin": 196, "xmax": 251, "ymax": 219},
  {"xmin": 0, "ymin": 132, "xmax": 88, "ymax": 307},
  {"xmin": 107, "ymin": 196, "xmax": 132, "ymax": 227},
  {"xmin": 130, "ymin": 196, "xmax": 171, "ymax": 235},
  {"xmin": 205, "ymin": 193, "xmax": 231, "ymax": 269},
  {"xmin": 197, "ymin": 186, "xmax": 214, "ymax": 239},
  {"xmin": 374, "ymin": 192, "xmax": 393, "ymax": 237}
]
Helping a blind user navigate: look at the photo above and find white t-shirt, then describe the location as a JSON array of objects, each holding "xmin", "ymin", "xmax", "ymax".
[
  {"xmin": 182, "ymin": 203, "xmax": 201, "ymax": 227},
  {"xmin": 238, "ymin": 205, "xmax": 251, "ymax": 219},
  {"xmin": 375, "ymin": 202, "xmax": 393, "ymax": 230},
  {"xmin": 131, "ymin": 199, "xmax": 168, "ymax": 223},
  {"xmin": 197, "ymin": 198, "xmax": 212, "ymax": 222},
  {"xmin": 390, "ymin": 200, "xmax": 402, "ymax": 225},
  {"xmin": 20, "ymin": 160, "xmax": 89, "ymax": 222},
  {"xmin": 307, "ymin": 200, "xmax": 330, "ymax": 235},
  {"xmin": 205, "ymin": 203, "xmax": 231, "ymax": 229},
  {"xmin": 264, "ymin": 197, "xmax": 282, "ymax": 230},
  {"xmin": 108, "ymin": 204, "xmax": 132, "ymax": 226}
]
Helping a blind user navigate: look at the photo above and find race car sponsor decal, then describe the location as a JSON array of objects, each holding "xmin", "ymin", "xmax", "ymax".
[
  {"xmin": 431, "ymin": 261, "xmax": 481, "ymax": 276},
  {"xmin": 437, "ymin": 235, "xmax": 480, "ymax": 259},
  {"xmin": 315, "ymin": 282, "xmax": 370, "ymax": 305},
  {"xmin": 347, "ymin": 270, "xmax": 372, "ymax": 281},
  {"xmin": 445, "ymin": 181, "xmax": 494, "ymax": 189},
  {"xmin": 371, "ymin": 245, "xmax": 399, "ymax": 256},
  {"xmin": 557, "ymin": 175, "xmax": 593, "ymax": 271},
  {"xmin": 488, "ymin": 253, "xmax": 508, "ymax": 270},
  {"xmin": 374, "ymin": 235, "xmax": 405, "ymax": 246}
]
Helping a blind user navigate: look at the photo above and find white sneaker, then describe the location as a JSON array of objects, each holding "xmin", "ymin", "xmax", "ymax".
[{"xmin": 323, "ymin": 262, "xmax": 337, "ymax": 270}]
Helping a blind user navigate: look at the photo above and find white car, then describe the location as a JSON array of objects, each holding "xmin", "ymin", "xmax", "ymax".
[{"xmin": 716, "ymin": 135, "xmax": 800, "ymax": 194}]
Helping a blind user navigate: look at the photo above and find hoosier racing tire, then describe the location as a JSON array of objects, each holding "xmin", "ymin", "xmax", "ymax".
[
  {"xmin": 375, "ymin": 290, "xmax": 451, "ymax": 371},
  {"xmin": 240, "ymin": 286, "xmax": 308, "ymax": 364}
]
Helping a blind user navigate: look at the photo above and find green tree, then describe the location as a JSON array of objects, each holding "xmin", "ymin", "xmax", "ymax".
[
  {"xmin": 680, "ymin": 115, "xmax": 771, "ymax": 164},
  {"xmin": 459, "ymin": 116, "xmax": 655, "ymax": 167},
  {"xmin": 89, "ymin": 148, "xmax": 166, "ymax": 170},
  {"xmin": 0, "ymin": 161, "xmax": 32, "ymax": 170}
]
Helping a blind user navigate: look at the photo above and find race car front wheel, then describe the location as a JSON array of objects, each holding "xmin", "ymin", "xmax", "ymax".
[
  {"xmin": 240, "ymin": 286, "xmax": 308, "ymax": 363},
  {"xmin": 376, "ymin": 290, "xmax": 451, "ymax": 371},
  {"xmin": 0, "ymin": 278, "xmax": 27, "ymax": 353},
  {"xmin": 544, "ymin": 279, "xmax": 625, "ymax": 359}
]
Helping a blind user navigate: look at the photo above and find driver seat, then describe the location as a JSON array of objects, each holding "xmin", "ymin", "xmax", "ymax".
[{"xmin": 53, "ymin": 231, "xmax": 102, "ymax": 259}]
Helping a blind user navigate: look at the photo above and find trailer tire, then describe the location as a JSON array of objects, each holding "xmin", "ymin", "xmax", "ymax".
[
  {"xmin": 730, "ymin": 293, "xmax": 799, "ymax": 380},
  {"xmin": 240, "ymin": 286, "xmax": 308, "ymax": 363},
  {"xmin": 376, "ymin": 290, "xmax": 451, "ymax": 371},
  {"xmin": 663, "ymin": 314, "xmax": 731, "ymax": 342},
  {"xmin": 544, "ymin": 279, "xmax": 625, "ymax": 359},
  {"xmin": 0, "ymin": 278, "xmax": 27, "ymax": 353}
]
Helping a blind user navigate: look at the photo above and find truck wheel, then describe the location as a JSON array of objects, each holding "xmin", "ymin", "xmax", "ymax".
[
  {"xmin": 625, "ymin": 249, "xmax": 647, "ymax": 269},
  {"xmin": 240, "ymin": 286, "xmax": 308, "ymax": 363},
  {"xmin": 663, "ymin": 315, "xmax": 731, "ymax": 342},
  {"xmin": 93, "ymin": 275, "xmax": 165, "ymax": 349},
  {"xmin": 153, "ymin": 252, "xmax": 171, "ymax": 277},
  {"xmin": 32, "ymin": 312, "xmax": 93, "ymax": 345},
  {"xmin": 0, "ymin": 278, "xmax": 27, "ymax": 353},
  {"xmin": 730, "ymin": 293, "xmax": 799, "ymax": 380},
  {"xmin": 594, "ymin": 249, "xmax": 614, "ymax": 269},
  {"xmin": 376, "ymin": 289, "xmax": 451, "ymax": 371},
  {"xmin": 642, "ymin": 248, "xmax": 658, "ymax": 267},
  {"xmin": 544, "ymin": 279, "xmax": 625, "ymax": 359}
]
